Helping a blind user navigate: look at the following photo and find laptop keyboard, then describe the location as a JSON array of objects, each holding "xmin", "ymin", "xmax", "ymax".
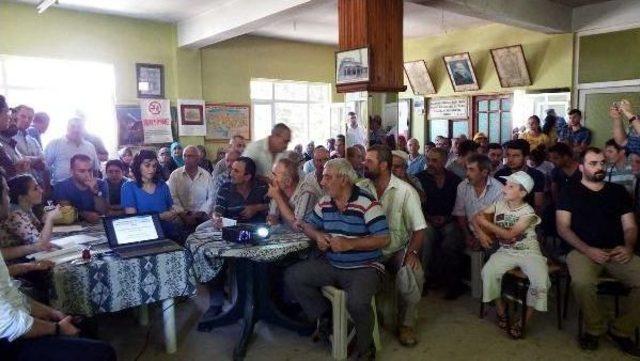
[{"xmin": 117, "ymin": 240, "xmax": 181, "ymax": 258}]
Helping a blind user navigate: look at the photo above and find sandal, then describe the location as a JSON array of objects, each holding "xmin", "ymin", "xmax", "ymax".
[
  {"xmin": 496, "ymin": 312, "xmax": 509, "ymax": 332},
  {"xmin": 509, "ymin": 319, "xmax": 523, "ymax": 339}
]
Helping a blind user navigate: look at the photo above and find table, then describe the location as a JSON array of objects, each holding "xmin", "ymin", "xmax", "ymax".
[
  {"xmin": 48, "ymin": 224, "xmax": 197, "ymax": 353},
  {"xmin": 186, "ymin": 226, "xmax": 314, "ymax": 360}
]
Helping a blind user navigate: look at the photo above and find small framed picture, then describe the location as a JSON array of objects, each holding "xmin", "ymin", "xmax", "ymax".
[
  {"xmin": 179, "ymin": 104, "xmax": 204, "ymax": 125},
  {"xmin": 136, "ymin": 63, "xmax": 164, "ymax": 99},
  {"xmin": 490, "ymin": 44, "xmax": 532, "ymax": 88},
  {"xmin": 403, "ymin": 60, "xmax": 436, "ymax": 95},
  {"xmin": 336, "ymin": 47, "xmax": 370, "ymax": 85},
  {"xmin": 443, "ymin": 52, "xmax": 480, "ymax": 92}
]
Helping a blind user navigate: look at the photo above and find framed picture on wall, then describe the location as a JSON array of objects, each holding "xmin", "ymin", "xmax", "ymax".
[
  {"xmin": 336, "ymin": 47, "xmax": 370, "ymax": 85},
  {"xmin": 443, "ymin": 52, "xmax": 480, "ymax": 92},
  {"xmin": 205, "ymin": 103, "xmax": 251, "ymax": 140},
  {"xmin": 403, "ymin": 60, "xmax": 436, "ymax": 95},
  {"xmin": 136, "ymin": 63, "xmax": 164, "ymax": 98},
  {"xmin": 490, "ymin": 44, "xmax": 532, "ymax": 88}
]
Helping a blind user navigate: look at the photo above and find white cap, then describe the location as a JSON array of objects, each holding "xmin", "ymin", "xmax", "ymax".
[
  {"xmin": 391, "ymin": 150, "xmax": 409, "ymax": 161},
  {"xmin": 500, "ymin": 171, "xmax": 534, "ymax": 194}
]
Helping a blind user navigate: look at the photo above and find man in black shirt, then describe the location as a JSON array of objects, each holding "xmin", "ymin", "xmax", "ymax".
[
  {"xmin": 416, "ymin": 148, "xmax": 462, "ymax": 291},
  {"xmin": 556, "ymin": 147, "xmax": 640, "ymax": 356},
  {"xmin": 548, "ymin": 142, "xmax": 581, "ymax": 205},
  {"xmin": 494, "ymin": 139, "xmax": 545, "ymax": 215},
  {"xmin": 214, "ymin": 156, "xmax": 269, "ymax": 224}
]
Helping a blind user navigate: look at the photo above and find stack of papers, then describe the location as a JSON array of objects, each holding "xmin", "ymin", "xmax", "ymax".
[
  {"xmin": 27, "ymin": 245, "xmax": 83, "ymax": 265},
  {"xmin": 51, "ymin": 235, "xmax": 100, "ymax": 249},
  {"xmin": 52, "ymin": 225, "xmax": 85, "ymax": 233}
]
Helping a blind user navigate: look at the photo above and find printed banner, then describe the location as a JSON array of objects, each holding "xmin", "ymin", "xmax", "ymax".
[{"xmin": 140, "ymin": 98, "xmax": 173, "ymax": 144}]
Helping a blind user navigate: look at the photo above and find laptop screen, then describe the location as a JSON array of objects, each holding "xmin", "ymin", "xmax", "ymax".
[{"xmin": 103, "ymin": 214, "xmax": 164, "ymax": 248}]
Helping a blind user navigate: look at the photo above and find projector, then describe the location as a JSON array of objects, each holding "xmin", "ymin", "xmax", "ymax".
[{"xmin": 222, "ymin": 224, "xmax": 270, "ymax": 244}]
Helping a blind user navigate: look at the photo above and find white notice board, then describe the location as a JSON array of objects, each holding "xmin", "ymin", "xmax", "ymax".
[{"xmin": 428, "ymin": 97, "xmax": 469, "ymax": 119}]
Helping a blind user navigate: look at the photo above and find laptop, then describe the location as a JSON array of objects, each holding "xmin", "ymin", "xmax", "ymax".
[{"xmin": 103, "ymin": 213, "xmax": 182, "ymax": 259}]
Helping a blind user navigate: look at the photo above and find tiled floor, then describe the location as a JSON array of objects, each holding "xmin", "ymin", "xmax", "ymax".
[{"xmin": 100, "ymin": 285, "xmax": 635, "ymax": 360}]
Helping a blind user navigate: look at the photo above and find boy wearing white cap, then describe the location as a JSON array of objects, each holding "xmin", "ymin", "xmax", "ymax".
[{"xmin": 473, "ymin": 171, "xmax": 550, "ymax": 339}]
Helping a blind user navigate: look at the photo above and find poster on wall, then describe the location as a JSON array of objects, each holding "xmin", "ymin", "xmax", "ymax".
[
  {"xmin": 177, "ymin": 99, "xmax": 206, "ymax": 136},
  {"xmin": 205, "ymin": 104, "xmax": 251, "ymax": 140},
  {"xmin": 428, "ymin": 97, "xmax": 469, "ymax": 119},
  {"xmin": 140, "ymin": 98, "xmax": 173, "ymax": 144},
  {"xmin": 116, "ymin": 105, "xmax": 144, "ymax": 146}
]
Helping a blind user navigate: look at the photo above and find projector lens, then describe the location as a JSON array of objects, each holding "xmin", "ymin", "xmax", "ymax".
[{"xmin": 256, "ymin": 227, "xmax": 269, "ymax": 238}]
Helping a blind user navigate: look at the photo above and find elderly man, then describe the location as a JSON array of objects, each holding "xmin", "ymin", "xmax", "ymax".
[
  {"xmin": 214, "ymin": 157, "xmax": 269, "ymax": 223},
  {"xmin": 286, "ymin": 158, "xmax": 389, "ymax": 360},
  {"xmin": 416, "ymin": 148, "xmax": 462, "ymax": 289},
  {"xmin": 449, "ymin": 154, "xmax": 503, "ymax": 299},
  {"xmin": 27, "ymin": 112, "xmax": 49, "ymax": 149},
  {"xmin": 406, "ymin": 138, "xmax": 426, "ymax": 176},
  {"xmin": 557, "ymin": 147, "xmax": 640, "ymax": 356},
  {"xmin": 167, "ymin": 145, "xmax": 214, "ymax": 230},
  {"xmin": 267, "ymin": 158, "xmax": 319, "ymax": 229},
  {"xmin": 299, "ymin": 146, "xmax": 329, "ymax": 200},
  {"xmin": 52, "ymin": 154, "xmax": 108, "ymax": 224},
  {"xmin": 390, "ymin": 150, "xmax": 425, "ymax": 204},
  {"xmin": 446, "ymin": 139, "xmax": 479, "ymax": 179},
  {"xmin": 12, "ymin": 105, "xmax": 47, "ymax": 185},
  {"xmin": 357, "ymin": 145, "xmax": 426, "ymax": 347},
  {"xmin": 44, "ymin": 117, "xmax": 99, "ymax": 184},
  {"xmin": 346, "ymin": 111, "xmax": 366, "ymax": 147},
  {"xmin": 243, "ymin": 124, "xmax": 290, "ymax": 177},
  {"xmin": 212, "ymin": 135, "xmax": 246, "ymax": 180}
]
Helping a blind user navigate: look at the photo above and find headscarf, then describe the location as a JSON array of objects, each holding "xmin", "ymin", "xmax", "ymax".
[{"xmin": 170, "ymin": 141, "xmax": 184, "ymax": 167}]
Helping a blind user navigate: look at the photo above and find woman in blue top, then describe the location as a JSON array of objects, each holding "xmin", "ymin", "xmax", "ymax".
[{"xmin": 121, "ymin": 149, "xmax": 185, "ymax": 242}]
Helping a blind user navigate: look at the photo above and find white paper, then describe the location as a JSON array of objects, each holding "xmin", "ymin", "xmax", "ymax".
[
  {"xmin": 28, "ymin": 245, "xmax": 83, "ymax": 264},
  {"xmin": 52, "ymin": 225, "xmax": 85, "ymax": 233},
  {"xmin": 222, "ymin": 218, "xmax": 237, "ymax": 227},
  {"xmin": 51, "ymin": 235, "xmax": 100, "ymax": 249},
  {"xmin": 140, "ymin": 98, "xmax": 173, "ymax": 144},
  {"xmin": 177, "ymin": 99, "xmax": 206, "ymax": 136}
]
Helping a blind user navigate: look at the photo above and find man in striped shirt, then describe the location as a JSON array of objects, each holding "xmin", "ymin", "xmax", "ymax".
[{"xmin": 286, "ymin": 158, "xmax": 389, "ymax": 361}]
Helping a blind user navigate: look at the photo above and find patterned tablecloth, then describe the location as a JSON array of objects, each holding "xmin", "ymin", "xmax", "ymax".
[
  {"xmin": 49, "ymin": 224, "xmax": 197, "ymax": 316},
  {"xmin": 186, "ymin": 226, "xmax": 311, "ymax": 283}
]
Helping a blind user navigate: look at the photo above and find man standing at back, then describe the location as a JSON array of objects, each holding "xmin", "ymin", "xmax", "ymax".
[
  {"xmin": 243, "ymin": 123, "xmax": 291, "ymax": 177},
  {"xmin": 406, "ymin": 138, "xmax": 426, "ymax": 176},
  {"xmin": 44, "ymin": 117, "xmax": 99, "ymax": 184},
  {"xmin": 12, "ymin": 105, "xmax": 47, "ymax": 185},
  {"xmin": 346, "ymin": 111, "xmax": 366, "ymax": 147},
  {"xmin": 27, "ymin": 112, "xmax": 49, "ymax": 149}
]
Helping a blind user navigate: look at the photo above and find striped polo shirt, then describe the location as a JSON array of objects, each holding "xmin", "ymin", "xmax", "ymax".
[{"xmin": 305, "ymin": 185, "xmax": 389, "ymax": 269}]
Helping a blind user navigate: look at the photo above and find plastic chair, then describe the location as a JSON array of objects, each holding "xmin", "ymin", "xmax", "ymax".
[{"xmin": 321, "ymin": 286, "xmax": 382, "ymax": 360}]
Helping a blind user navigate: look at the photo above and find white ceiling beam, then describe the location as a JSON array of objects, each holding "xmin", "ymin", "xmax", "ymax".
[
  {"xmin": 177, "ymin": 0, "xmax": 330, "ymax": 48},
  {"xmin": 407, "ymin": 0, "xmax": 573, "ymax": 34}
]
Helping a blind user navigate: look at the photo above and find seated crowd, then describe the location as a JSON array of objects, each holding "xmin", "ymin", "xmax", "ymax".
[{"xmin": 1, "ymin": 92, "xmax": 640, "ymax": 361}]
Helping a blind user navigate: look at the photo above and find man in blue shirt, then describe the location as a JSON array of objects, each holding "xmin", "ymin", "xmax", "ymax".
[
  {"xmin": 53, "ymin": 154, "xmax": 107, "ymax": 223},
  {"xmin": 558, "ymin": 109, "xmax": 591, "ymax": 153},
  {"xmin": 286, "ymin": 158, "xmax": 389, "ymax": 360},
  {"xmin": 406, "ymin": 138, "xmax": 426, "ymax": 176}
]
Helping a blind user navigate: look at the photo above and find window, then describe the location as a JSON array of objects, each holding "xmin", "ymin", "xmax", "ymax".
[
  {"xmin": 474, "ymin": 95, "xmax": 512, "ymax": 144},
  {"xmin": 250, "ymin": 79, "xmax": 334, "ymax": 148},
  {"xmin": 428, "ymin": 119, "xmax": 469, "ymax": 142},
  {"xmin": 0, "ymin": 55, "xmax": 117, "ymax": 154}
]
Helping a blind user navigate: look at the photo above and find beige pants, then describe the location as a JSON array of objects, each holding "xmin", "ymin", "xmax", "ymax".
[{"xmin": 567, "ymin": 250, "xmax": 640, "ymax": 337}]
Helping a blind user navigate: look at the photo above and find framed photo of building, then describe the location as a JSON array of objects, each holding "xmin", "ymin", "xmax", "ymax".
[
  {"xmin": 403, "ymin": 60, "xmax": 436, "ymax": 95},
  {"xmin": 443, "ymin": 52, "xmax": 479, "ymax": 92},
  {"xmin": 336, "ymin": 47, "xmax": 370, "ymax": 85},
  {"xmin": 490, "ymin": 45, "xmax": 532, "ymax": 88},
  {"xmin": 136, "ymin": 63, "xmax": 164, "ymax": 99}
]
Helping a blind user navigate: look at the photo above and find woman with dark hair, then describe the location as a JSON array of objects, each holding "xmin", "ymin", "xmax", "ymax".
[
  {"xmin": 1, "ymin": 174, "xmax": 61, "ymax": 261},
  {"xmin": 542, "ymin": 113, "xmax": 558, "ymax": 144},
  {"xmin": 196, "ymin": 145, "xmax": 214, "ymax": 174},
  {"xmin": 121, "ymin": 150, "xmax": 183, "ymax": 241}
]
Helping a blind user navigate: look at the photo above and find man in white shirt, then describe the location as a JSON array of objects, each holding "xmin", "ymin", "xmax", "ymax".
[
  {"xmin": 12, "ymin": 105, "xmax": 47, "ymax": 186},
  {"xmin": 168, "ymin": 145, "xmax": 214, "ymax": 230},
  {"xmin": 211, "ymin": 135, "xmax": 246, "ymax": 180},
  {"xmin": 44, "ymin": 117, "xmax": 99, "ymax": 184},
  {"xmin": 243, "ymin": 123, "xmax": 291, "ymax": 177},
  {"xmin": 346, "ymin": 111, "xmax": 366, "ymax": 147},
  {"xmin": 299, "ymin": 146, "xmax": 328, "ymax": 200},
  {"xmin": 0, "ymin": 173, "xmax": 116, "ymax": 361},
  {"xmin": 358, "ymin": 144, "xmax": 427, "ymax": 347}
]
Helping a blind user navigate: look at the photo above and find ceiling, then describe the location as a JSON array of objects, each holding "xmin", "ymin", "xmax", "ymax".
[
  {"xmin": 252, "ymin": 1, "xmax": 490, "ymax": 45},
  {"xmin": 548, "ymin": 0, "xmax": 613, "ymax": 7}
]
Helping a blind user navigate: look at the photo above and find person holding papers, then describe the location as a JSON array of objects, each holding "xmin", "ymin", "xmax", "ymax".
[
  {"xmin": 121, "ymin": 150, "xmax": 185, "ymax": 243},
  {"xmin": 1, "ymin": 174, "xmax": 61, "ymax": 262}
]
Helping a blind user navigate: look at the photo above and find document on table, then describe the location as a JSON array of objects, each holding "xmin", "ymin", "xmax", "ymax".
[
  {"xmin": 52, "ymin": 225, "xmax": 85, "ymax": 233},
  {"xmin": 50, "ymin": 234, "xmax": 101, "ymax": 249},
  {"xmin": 222, "ymin": 217, "xmax": 237, "ymax": 227},
  {"xmin": 27, "ymin": 245, "xmax": 83, "ymax": 264}
]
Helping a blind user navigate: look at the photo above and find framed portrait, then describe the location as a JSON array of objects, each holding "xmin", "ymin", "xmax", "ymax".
[
  {"xmin": 442, "ymin": 52, "xmax": 480, "ymax": 92},
  {"xmin": 403, "ymin": 60, "xmax": 436, "ymax": 95},
  {"xmin": 490, "ymin": 45, "xmax": 532, "ymax": 88},
  {"xmin": 336, "ymin": 47, "xmax": 370, "ymax": 85},
  {"xmin": 136, "ymin": 63, "xmax": 164, "ymax": 99},
  {"xmin": 205, "ymin": 103, "xmax": 251, "ymax": 140}
]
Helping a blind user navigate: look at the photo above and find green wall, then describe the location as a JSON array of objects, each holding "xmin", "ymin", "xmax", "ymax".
[
  {"xmin": 579, "ymin": 28, "xmax": 640, "ymax": 84},
  {"xmin": 585, "ymin": 92, "xmax": 640, "ymax": 147},
  {"xmin": 200, "ymin": 35, "xmax": 341, "ymax": 152},
  {"xmin": 404, "ymin": 23, "xmax": 573, "ymax": 145}
]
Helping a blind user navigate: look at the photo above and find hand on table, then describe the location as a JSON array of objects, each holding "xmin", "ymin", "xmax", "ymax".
[{"xmin": 239, "ymin": 205, "xmax": 259, "ymax": 220}]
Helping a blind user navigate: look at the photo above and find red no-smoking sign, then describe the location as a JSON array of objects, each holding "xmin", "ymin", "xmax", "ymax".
[{"xmin": 148, "ymin": 101, "xmax": 162, "ymax": 115}]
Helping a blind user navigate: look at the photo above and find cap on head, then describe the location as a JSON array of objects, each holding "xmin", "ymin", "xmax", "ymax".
[
  {"xmin": 473, "ymin": 132, "xmax": 488, "ymax": 142},
  {"xmin": 391, "ymin": 150, "xmax": 409, "ymax": 161},
  {"xmin": 500, "ymin": 170, "xmax": 534, "ymax": 194}
]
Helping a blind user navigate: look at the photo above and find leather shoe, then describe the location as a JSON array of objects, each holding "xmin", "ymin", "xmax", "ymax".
[{"xmin": 398, "ymin": 326, "xmax": 417, "ymax": 347}]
